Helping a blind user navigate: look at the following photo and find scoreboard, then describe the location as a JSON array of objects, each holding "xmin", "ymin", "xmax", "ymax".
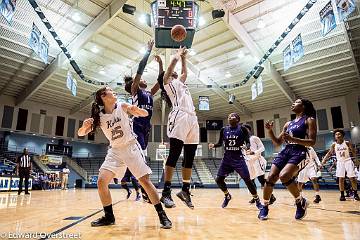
[
  {"xmin": 153, "ymin": 0, "xmax": 199, "ymax": 29},
  {"xmin": 151, "ymin": 0, "xmax": 199, "ymax": 48}
]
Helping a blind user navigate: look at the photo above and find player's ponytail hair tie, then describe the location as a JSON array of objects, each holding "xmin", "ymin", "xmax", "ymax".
[{"xmin": 91, "ymin": 87, "xmax": 106, "ymax": 133}]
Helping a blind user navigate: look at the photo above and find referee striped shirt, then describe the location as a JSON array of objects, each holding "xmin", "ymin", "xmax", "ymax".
[{"xmin": 19, "ymin": 155, "xmax": 31, "ymax": 168}]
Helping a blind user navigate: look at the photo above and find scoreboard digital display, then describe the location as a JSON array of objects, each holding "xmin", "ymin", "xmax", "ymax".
[{"xmin": 151, "ymin": 0, "xmax": 199, "ymax": 29}]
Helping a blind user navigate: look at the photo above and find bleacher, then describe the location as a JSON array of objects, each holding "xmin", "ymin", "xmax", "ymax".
[
  {"xmin": 203, "ymin": 158, "xmax": 239, "ymax": 183},
  {"xmin": 75, "ymin": 157, "xmax": 105, "ymax": 176}
]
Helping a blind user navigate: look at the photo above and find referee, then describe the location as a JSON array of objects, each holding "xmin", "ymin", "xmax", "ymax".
[{"xmin": 17, "ymin": 148, "xmax": 32, "ymax": 195}]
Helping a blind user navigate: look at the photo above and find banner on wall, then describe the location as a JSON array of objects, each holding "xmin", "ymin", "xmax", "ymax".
[
  {"xmin": 283, "ymin": 44, "xmax": 292, "ymax": 71},
  {"xmin": 336, "ymin": 0, "xmax": 355, "ymax": 21},
  {"xmin": 292, "ymin": 34, "xmax": 304, "ymax": 64},
  {"xmin": 66, "ymin": 71, "xmax": 77, "ymax": 96},
  {"xmin": 320, "ymin": 1, "xmax": 337, "ymax": 36},
  {"xmin": 0, "ymin": 0, "xmax": 17, "ymax": 23},
  {"xmin": 198, "ymin": 96, "xmax": 210, "ymax": 111},
  {"xmin": 10, "ymin": 177, "xmax": 32, "ymax": 191},
  {"xmin": 0, "ymin": 176, "xmax": 10, "ymax": 191},
  {"xmin": 47, "ymin": 155, "xmax": 63, "ymax": 165}
]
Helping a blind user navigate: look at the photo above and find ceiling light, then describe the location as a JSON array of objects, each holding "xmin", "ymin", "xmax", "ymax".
[
  {"xmin": 139, "ymin": 47, "xmax": 146, "ymax": 54},
  {"xmin": 189, "ymin": 49, "xmax": 196, "ymax": 56},
  {"xmin": 257, "ymin": 18, "xmax": 266, "ymax": 29},
  {"xmin": 72, "ymin": 12, "xmax": 81, "ymax": 22},
  {"xmin": 225, "ymin": 72, "xmax": 232, "ymax": 78},
  {"xmin": 32, "ymin": 133, "xmax": 36, "ymax": 136},
  {"xmin": 91, "ymin": 46, "xmax": 99, "ymax": 53},
  {"xmin": 99, "ymin": 70, "xmax": 106, "ymax": 75},
  {"xmin": 139, "ymin": 14, "xmax": 146, "ymax": 24},
  {"xmin": 238, "ymin": 51, "xmax": 245, "ymax": 58},
  {"xmin": 212, "ymin": 9, "xmax": 225, "ymax": 19},
  {"xmin": 199, "ymin": 16, "xmax": 206, "ymax": 26}
]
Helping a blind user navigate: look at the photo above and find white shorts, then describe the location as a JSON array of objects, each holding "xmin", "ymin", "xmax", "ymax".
[
  {"xmin": 246, "ymin": 155, "xmax": 267, "ymax": 180},
  {"xmin": 167, "ymin": 109, "xmax": 199, "ymax": 144},
  {"xmin": 100, "ymin": 141, "xmax": 152, "ymax": 179},
  {"xmin": 297, "ymin": 164, "xmax": 317, "ymax": 183},
  {"xmin": 336, "ymin": 160, "xmax": 356, "ymax": 178}
]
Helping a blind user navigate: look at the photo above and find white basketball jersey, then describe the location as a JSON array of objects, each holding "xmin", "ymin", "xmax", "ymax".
[
  {"xmin": 335, "ymin": 141, "xmax": 351, "ymax": 162},
  {"xmin": 306, "ymin": 147, "xmax": 320, "ymax": 167},
  {"xmin": 249, "ymin": 136, "xmax": 265, "ymax": 157},
  {"xmin": 100, "ymin": 103, "xmax": 136, "ymax": 147},
  {"xmin": 164, "ymin": 79, "xmax": 195, "ymax": 114}
]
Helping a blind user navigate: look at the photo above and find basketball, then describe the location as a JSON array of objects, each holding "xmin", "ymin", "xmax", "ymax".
[{"xmin": 171, "ymin": 25, "xmax": 187, "ymax": 42}]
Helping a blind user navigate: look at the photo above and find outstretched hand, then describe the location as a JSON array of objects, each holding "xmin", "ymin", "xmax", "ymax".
[{"xmin": 147, "ymin": 39, "xmax": 154, "ymax": 51}]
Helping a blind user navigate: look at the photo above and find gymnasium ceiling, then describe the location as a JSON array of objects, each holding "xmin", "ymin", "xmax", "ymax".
[{"xmin": 0, "ymin": 0, "xmax": 359, "ymax": 120}]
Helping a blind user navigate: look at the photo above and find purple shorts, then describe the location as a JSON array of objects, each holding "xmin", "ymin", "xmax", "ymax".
[
  {"xmin": 272, "ymin": 145, "xmax": 307, "ymax": 171},
  {"xmin": 134, "ymin": 123, "xmax": 150, "ymax": 150},
  {"xmin": 217, "ymin": 156, "xmax": 250, "ymax": 181}
]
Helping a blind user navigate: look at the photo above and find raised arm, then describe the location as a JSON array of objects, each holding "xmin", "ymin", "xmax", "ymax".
[
  {"xmin": 121, "ymin": 103, "xmax": 148, "ymax": 117},
  {"xmin": 179, "ymin": 50, "xmax": 188, "ymax": 83},
  {"xmin": 150, "ymin": 55, "xmax": 163, "ymax": 96},
  {"xmin": 283, "ymin": 117, "xmax": 317, "ymax": 147},
  {"xmin": 131, "ymin": 40, "xmax": 154, "ymax": 96},
  {"xmin": 322, "ymin": 143, "xmax": 335, "ymax": 165},
  {"xmin": 209, "ymin": 127, "xmax": 225, "ymax": 149},
  {"xmin": 164, "ymin": 47, "xmax": 185, "ymax": 85},
  {"xmin": 266, "ymin": 120, "xmax": 287, "ymax": 146},
  {"xmin": 78, "ymin": 118, "xmax": 94, "ymax": 136}
]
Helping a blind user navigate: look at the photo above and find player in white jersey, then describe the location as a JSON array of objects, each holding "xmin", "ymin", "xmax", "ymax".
[
  {"xmin": 297, "ymin": 147, "xmax": 322, "ymax": 203},
  {"xmin": 322, "ymin": 129, "xmax": 359, "ymax": 201},
  {"xmin": 157, "ymin": 47, "xmax": 199, "ymax": 209},
  {"xmin": 243, "ymin": 124, "xmax": 276, "ymax": 205},
  {"xmin": 78, "ymin": 87, "xmax": 172, "ymax": 229}
]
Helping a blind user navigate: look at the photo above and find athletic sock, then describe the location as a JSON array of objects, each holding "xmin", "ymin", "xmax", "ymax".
[
  {"xmin": 340, "ymin": 191, "xmax": 345, "ymax": 197},
  {"xmin": 154, "ymin": 203, "xmax": 164, "ymax": 213},
  {"xmin": 104, "ymin": 204, "xmax": 114, "ymax": 218},
  {"xmin": 252, "ymin": 195, "xmax": 259, "ymax": 200},
  {"xmin": 295, "ymin": 195, "xmax": 302, "ymax": 204},
  {"xmin": 164, "ymin": 181, "xmax": 172, "ymax": 192},
  {"xmin": 182, "ymin": 182, "xmax": 190, "ymax": 193}
]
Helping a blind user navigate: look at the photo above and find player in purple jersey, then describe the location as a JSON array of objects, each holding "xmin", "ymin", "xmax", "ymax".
[
  {"xmin": 258, "ymin": 99, "xmax": 317, "ymax": 221},
  {"xmin": 209, "ymin": 113, "xmax": 262, "ymax": 209},
  {"xmin": 123, "ymin": 40, "xmax": 160, "ymax": 203}
]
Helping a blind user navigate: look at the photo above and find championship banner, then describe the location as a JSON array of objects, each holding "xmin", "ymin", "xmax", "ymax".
[
  {"xmin": 336, "ymin": 0, "xmax": 355, "ymax": 21},
  {"xmin": 47, "ymin": 155, "xmax": 63, "ymax": 165},
  {"xmin": 292, "ymin": 34, "xmax": 304, "ymax": 64},
  {"xmin": 257, "ymin": 77, "xmax": 263, "ymax": 96},
  {"xmin": 283, "ymin": 44, "xmax": 292, "ymax": 71},
  {"xmin": 39, "ymin": 35, "xmax": 49, "ymax": 64},
  {"xmin": 251, "ymin": 82, "xmax": 257, "ymax": 101},
  {"xmin": 71, "ymin": 77, "xmax": 77, "ymax": 96},
  {"xmin": 320, "ymin": 1, "xmax": 337, "ymax": 36},
  {"xmin": 29, "ymin": 23, "xmax": 41, "ymax": 54},
  {"xmin": 0, "ymin": 0, "xmax": 16, "ymax": 24},
  {"xmin": 66, "ymin": 71, "xmax": 73, "ymax": 90},
  {"xmin": 198, "ymin": 96, "xmax": 210, "ymax": 111}
]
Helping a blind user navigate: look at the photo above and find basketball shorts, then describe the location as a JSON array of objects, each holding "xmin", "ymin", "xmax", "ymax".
[
  {"xmin": 133, "ymin": 123, "xmax": 151, "ymax": 150},
  {"xmin": 217, "ymin": 156, "xmax": 251, "ymax": 182},
  {"xmin": 100, "ymin": 141, "xmax": 152, "ymax": 179},
  {"xmin": 336, "ymin": 159, "xmax": 356, "ymax": 178},
  {"xmin": 246, "ymin": 155, "xmax": 267, "ymax": 180},
  {"xmin": 297, "ymin": 164, "xmax": 317, "ymax": 183},
  {"xmin": 167, "ymin": 109, "xmax": 199, "ymax": 144},
  {"xmin": 272, "ymin": 145, "xmax": 307, "ymax": 171}
]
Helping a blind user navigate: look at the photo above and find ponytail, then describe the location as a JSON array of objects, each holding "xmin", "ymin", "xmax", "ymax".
[{"xmin": 90, "ymin": 87, "xmax": 106, "ymax": 133}]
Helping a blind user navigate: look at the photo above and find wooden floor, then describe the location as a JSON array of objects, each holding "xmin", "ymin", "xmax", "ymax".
[{"xmin": 0, "ymin": 189, "xmax": 359, "ymax": 240}]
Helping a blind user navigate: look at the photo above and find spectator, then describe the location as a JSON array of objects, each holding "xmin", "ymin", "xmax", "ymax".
[{"xmin": 62, "ymin": 166, "xmax": 70, "ymax": 190}]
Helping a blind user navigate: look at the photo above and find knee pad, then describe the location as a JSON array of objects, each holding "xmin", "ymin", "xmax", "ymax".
[
  {"xmin": 282, "ymin": 177, "xmax": 296, "ymax": 186},
  {"xmin": 265, "ymin": 180, "xmax": 275, "ymax": 187},
  {"xmin": 165, "ymin": 138, "xmax": 184, "ymax": 168},
  {"xmin": 182, "ymin": 144, "xmax": 197, "ymax": 168}
]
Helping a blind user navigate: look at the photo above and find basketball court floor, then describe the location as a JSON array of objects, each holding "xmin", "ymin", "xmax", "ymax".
[{"xmin": 1, "ymin": 189, "xmax": 359, "ymax": 240}]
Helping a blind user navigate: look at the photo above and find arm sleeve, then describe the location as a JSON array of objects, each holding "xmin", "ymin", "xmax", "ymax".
[
  {"xmin": 137, "ymin": 50, "xmax": 151, "ymax": 75},
  {"xmin": 213, "ymin": 128, "xmax": 224, "ymax": 148},
  {"xmin": 253, "ymin": 136, "xmax": 265, "ymax": 155}
]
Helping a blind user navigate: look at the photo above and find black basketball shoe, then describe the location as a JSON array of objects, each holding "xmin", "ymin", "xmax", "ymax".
[{"xmin": 91, "ymin": 215, "xmax": 115, "ymax": 227}]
